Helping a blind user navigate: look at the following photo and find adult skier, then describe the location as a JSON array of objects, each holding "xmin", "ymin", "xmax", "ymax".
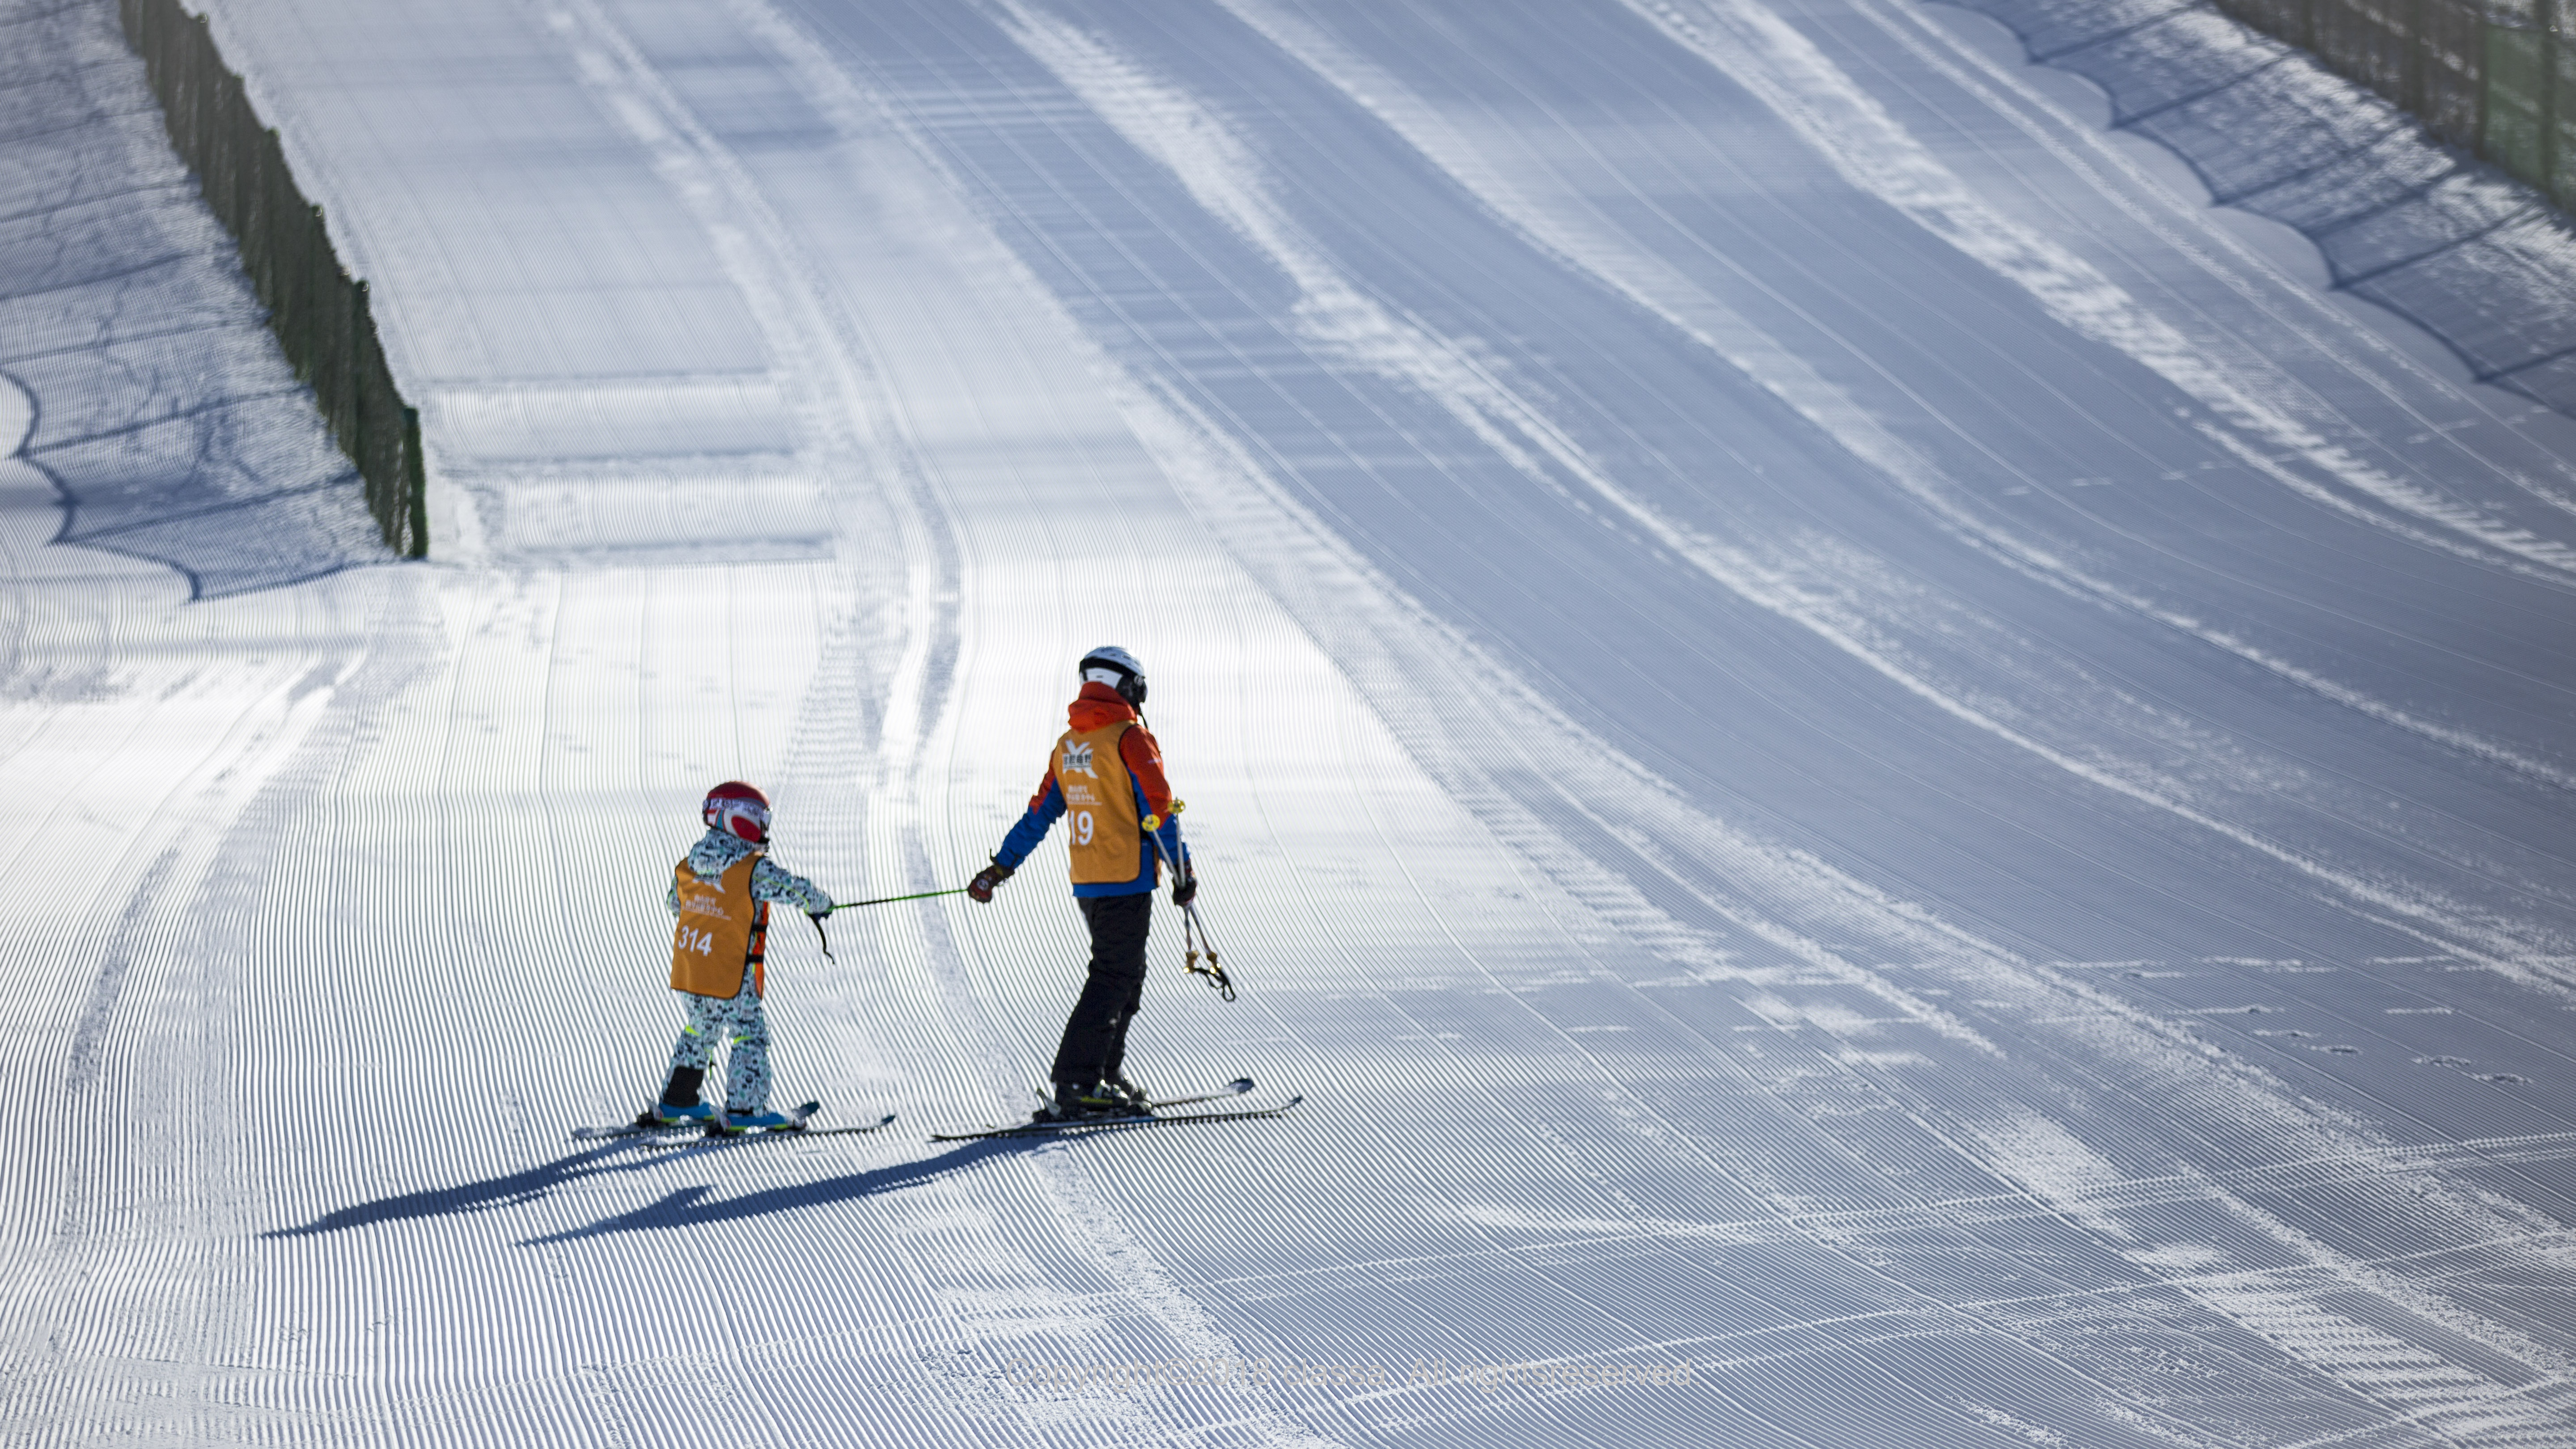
[
  {"xmin": 966, "ymin": 646, "xmax": 1195, "ymax": 1120},
  {"xmin": 641, "ymin": 781, "xmax": 834, "ymax": 1132}
]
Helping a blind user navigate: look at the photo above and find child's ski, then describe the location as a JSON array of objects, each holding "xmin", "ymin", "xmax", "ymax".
[
  {"xmin": 712, "ymin": 1099, "xmax": 823, "ymax": 1138},
  {"xmin": 572, "ymin": 1117, "xmax": 699, "ymax": 1143},
  {"xmin": 635, "ymin": 1099, "xmax": 828, "ymax": 1150},
  {"xmin": 572, "ymin": 1099, "xmax": 828, "ymax": 1143},
  {"xmin": 928, "ymin": 1094, "xmax": 1300, "ymax": 1143},
  {"xmin": 778, "ymin": 1111, "xmax": 896, "ymax": 1140}
]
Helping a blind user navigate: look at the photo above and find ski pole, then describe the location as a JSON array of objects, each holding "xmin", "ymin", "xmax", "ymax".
[
  {"xmin": 1179, "ymin": 898, "xmax": 1235, "ymax": 1003},
  {"xmin": 824, "ymin": 887, "xmax": 970, "ymax": 913},
  {"xmin": 811, "ymin": 886, "xmax": 971, "ymax": 959},
  {"xmin": 1133, "ymin": 720, "xmax": 1237, "ymax": 1001},
  {"xmin": 1145, "ymin": 818, "xmax": 1235, "ymax": 1003}
]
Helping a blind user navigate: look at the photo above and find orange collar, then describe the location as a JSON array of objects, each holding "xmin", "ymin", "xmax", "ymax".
[{"xmin": 1068, "ymin": 680, "xmax": 1136, "ymax": 732}]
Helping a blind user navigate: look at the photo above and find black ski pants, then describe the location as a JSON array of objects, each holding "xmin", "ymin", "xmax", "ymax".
[{"xmin": 1051, "ymin": 891, "xmax": 1151, "ymax": 1089}]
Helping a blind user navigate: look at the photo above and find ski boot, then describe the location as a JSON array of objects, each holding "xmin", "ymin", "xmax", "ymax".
[
  {"xmin": 641, "ymin": 1102, "xmax": 716, "ymax": 1127},
  {"xmin": 1101, "ymin": 1072, "xmax": 1149, "ymax": 1110},
  {"xmin": 636, "ymin": 1067, "xmax": 718, "ymax": 1128},
  {"xmin": 1033, "ymin": 1080, "xmax": 1145, "ymax": 1123},
  {"xmin": 716, "ymin": 1107, "xmax": 800, "ymax": 1135},
  {"xmin": 1030, "ymin": 1085, "xmax": 1086, "ymax": 1123}
]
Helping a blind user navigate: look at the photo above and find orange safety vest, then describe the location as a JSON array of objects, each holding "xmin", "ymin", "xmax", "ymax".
[
  {"xmin": 1053, "ymin": 720, "xmax": 1145, "ymax": 885},
  {"xmin": 670, "ymin": 854, "xmax": 768, "ymax": 998}
]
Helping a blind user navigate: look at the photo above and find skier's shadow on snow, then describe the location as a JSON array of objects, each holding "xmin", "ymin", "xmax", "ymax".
[
  {"xmin": 520, "ymin": 1137, "xmax": 1032, "ymax": 1244},
  {"xmin": 263, "ymin": 1140, "xmax": 696, "ymax": 1237},
  {"xmin": 264, "ymin": 1135, "xmax": 1030, "ymax": 1241}
]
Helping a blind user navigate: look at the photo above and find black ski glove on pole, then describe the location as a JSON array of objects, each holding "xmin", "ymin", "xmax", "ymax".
[
  {"xmin": 1172, "ymin": 862, "xmax": 1199, "ymax": 906},
  {"xmin": 967, "ymin": 860, "xmax": 1013, "ymax": 903}
]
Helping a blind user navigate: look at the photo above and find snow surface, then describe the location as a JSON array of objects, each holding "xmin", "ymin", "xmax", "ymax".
[{"xmin": 11, "ymin": 0, "xmax": 2576, "ymax": 1444}]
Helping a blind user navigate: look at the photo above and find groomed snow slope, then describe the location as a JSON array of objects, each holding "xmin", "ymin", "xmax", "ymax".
[{"xmin": 10, "ymin": 0, "xmax": 2576, "ymax": 1445}]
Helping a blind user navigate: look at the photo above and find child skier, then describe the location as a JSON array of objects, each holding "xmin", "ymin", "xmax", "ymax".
[
  {"xmin": 641, "ymin": 781, "xmax": 834, "ymax": 1132},
  {"xmin": 965, "ymin": 646, "xmax": 1195, "ymax": 1121}
]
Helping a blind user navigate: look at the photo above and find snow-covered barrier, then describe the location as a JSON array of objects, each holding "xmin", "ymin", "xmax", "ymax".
[
  {"xmin": 1947, "ymin": 0, "xmax": 2576, "ymax": 416},
  {"xmin": 116, "ymin": 0, "xmax": 425, "ymax": 556},
  {"xmin": 0, "ymin": 0, "xmax": 389, "ymax": 596}
]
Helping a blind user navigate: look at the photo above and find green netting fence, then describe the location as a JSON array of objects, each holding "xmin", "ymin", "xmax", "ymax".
[
  {"xmin": 115, "ymin": 0, "xmax": 427, "ymax": 558},
  {"xmin": 2212, "ymin": 0, "xmax": 2574, "ymax": 207}
]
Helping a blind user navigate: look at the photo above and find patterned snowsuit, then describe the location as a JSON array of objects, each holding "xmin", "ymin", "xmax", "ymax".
[{"xmin": 664, "ymin": 829, "xmax": 831, "ymax": 1114}]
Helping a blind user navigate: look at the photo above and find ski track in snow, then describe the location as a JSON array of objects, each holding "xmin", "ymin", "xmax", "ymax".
[
  {"xmin": 1004, "ymin": 0, "xmax": 2576, "ymax": 993},
  {"xmin": 1224, "ymin": 0, "xmax": 2576, "ymax": 805},
  {"xmin": 1623, "ymin": 0, "xmax": 2576, "ymax": 582},
  {"xmin": 7, "ymin": 0, "xmax": 2576, "ymax": 1443}
]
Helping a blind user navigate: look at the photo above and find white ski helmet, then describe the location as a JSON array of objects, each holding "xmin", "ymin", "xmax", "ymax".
[
  {"xmin": 1078, "ymin": 645, "xmax": 1147, "ymax": 708},
  {"xmin": 702, "ymin": 781, "xmax": 771, "ymax": 844}
]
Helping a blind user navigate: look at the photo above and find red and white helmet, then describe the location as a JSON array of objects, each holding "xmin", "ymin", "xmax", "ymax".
[{"xmin": 702, "ymin": 781, "xmax": 771, "ymax": 844}]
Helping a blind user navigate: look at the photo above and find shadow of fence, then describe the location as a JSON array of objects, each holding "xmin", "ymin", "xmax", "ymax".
[{"xmin": 1947, "ymin": 0, "xmax": 2576, "ymax": 417}]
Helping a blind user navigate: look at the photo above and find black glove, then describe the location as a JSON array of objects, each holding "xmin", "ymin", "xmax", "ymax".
[
  {"xmin": 967, "ymin": 860, "xmax": 1013, "ymax": 903},
  {"xmin": 1172, "ymin": 865, "xmax": 1199, "ymax": 907}
]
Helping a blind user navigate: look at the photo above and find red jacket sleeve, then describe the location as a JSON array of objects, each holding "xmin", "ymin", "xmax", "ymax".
[{"xmin": 1121, "ymin": 726, "xmax": 1174, "ymax": 816}]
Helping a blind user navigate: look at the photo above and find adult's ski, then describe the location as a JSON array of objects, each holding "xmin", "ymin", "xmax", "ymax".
[
  {"xmin": 918, "ymin": 1078, "xmax": 1251, "ymax": 1142},
  {"xmin": 928, "ymin": 1093, "xmax": 1300, "ymax": 1143},
  {"xmin": 1140, "ymin": 1077, "xmax": 1254, "ymax": 1110}
]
